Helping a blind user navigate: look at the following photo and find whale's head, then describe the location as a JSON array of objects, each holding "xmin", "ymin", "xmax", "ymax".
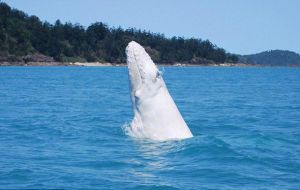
[{"xmin": 126, "ymin": 41, "xmax": 164, "ymax": 103}]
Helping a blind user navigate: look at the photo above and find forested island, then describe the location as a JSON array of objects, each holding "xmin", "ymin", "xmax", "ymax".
[
  {"xmin": 0, "ymin": 2, "xmax": 239, "ymax": 65},
  {"xmin": 1, "ymin": 2, "xmax": 300, "ymax": 66}
]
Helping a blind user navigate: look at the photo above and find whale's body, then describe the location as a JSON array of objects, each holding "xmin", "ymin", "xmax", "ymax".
[{"xmin": 125, "ymin": 41, "xmax": 193, "ymax": 141}]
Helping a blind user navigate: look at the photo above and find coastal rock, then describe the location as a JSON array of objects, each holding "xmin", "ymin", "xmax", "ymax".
[
  {"xmin": 190, "ymin": 57, "xmax": 215, "ymax": 65},
  {"xmin": 0, "ymin": 53, "xmax": 56, "ymax": 66},
  {"xmin": 23, "ymin": 54, "xmax": 54, "ymax": 63}
]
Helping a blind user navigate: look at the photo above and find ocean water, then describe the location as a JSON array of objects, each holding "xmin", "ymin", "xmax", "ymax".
[{"xmin": 0, "ymin": 66, "xmax": 299, "ymax": 189}]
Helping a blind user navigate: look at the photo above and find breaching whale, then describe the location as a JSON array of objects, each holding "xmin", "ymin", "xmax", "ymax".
[{"xmin": 125, "ymin": 41, "xmax": 193, "ymax": 141}]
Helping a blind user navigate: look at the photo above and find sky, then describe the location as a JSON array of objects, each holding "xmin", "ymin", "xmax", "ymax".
[{"xmin": 2, "ymin": 0, "xmax": 300, "ymax": 55}]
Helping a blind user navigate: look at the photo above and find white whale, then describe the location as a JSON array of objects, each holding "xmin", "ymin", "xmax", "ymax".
[{"xmin": 125, "ymin": 41, "xmax": 193, "ymax": 141}]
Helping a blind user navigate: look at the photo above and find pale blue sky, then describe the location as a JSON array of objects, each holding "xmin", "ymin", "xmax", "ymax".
[{"xmin": 3, "ymin": 0, "xmax": 300, "ymax": 55}]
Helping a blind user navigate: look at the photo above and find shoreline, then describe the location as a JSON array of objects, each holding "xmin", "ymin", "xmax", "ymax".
[
  {"xmin": 0, "ymin": 62, "xmax": 299, "ymax": 67},
  {"xmin": 71, "ymin": 62, "xmax": 254, "ymax": 67}
]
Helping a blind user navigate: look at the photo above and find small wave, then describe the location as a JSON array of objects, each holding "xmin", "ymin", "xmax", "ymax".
[
  {"xmin": 122, "ymin": 119, "xmax": 150, "ymax": 140},
  {"xmin": 122, "ymin": 121, "xmax": 142, "ymax": 139},
  {"xmin": 122, "ymin": 122, "xmax": 134, "ymax": 137}
]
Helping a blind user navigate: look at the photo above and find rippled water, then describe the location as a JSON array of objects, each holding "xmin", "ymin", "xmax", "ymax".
[{"xmin": 0, "ymin": 66, "xmax": 299, "ymax": 189}]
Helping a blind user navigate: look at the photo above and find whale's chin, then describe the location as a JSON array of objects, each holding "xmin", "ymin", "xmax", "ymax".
[{"xmin": 125, "ymin": 41, "xmax": 193, "ymax": 141}]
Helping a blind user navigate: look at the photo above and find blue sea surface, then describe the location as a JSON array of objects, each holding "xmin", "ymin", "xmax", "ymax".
[{"xmin": 0, "ymin": 66, "xmax": 299, "ymax": 189}]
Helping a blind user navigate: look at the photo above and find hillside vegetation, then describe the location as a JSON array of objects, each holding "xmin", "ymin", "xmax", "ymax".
[
  {"xmin": 0, "ymin": 2, "xmax": 238, "ymax": 64},
  {"xmin": 243, "ymin": 50, "xmax": 300, "ymax": 66}
]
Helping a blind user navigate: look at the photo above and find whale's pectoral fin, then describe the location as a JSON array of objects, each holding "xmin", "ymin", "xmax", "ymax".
[{"xmin": 135, "ymin": 89, "xmax": 142, "ymax": 98}]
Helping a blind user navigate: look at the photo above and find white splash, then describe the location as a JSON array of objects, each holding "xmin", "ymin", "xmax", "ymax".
[{"xmin": 125, "ymin": 41, "xmax": 193, "ymax": 141}]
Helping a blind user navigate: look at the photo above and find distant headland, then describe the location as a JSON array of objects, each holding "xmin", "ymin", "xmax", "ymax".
[{"xmin": 1, "ymin": 2, "xmax": 300, "ymax": 67}]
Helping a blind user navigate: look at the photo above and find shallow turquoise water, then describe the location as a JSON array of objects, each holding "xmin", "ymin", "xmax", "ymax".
[{"xmin": 0, "ymin": 66, "xmax": 299, "ymax": 189}]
